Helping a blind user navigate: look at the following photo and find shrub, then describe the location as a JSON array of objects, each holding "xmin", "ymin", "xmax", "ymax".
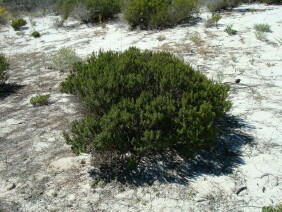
[
  {"xmin": 261, "ymin": 0, "xmax": 281, "ymax": 4},
  {"xmin": 262, "ymin": 204, "xmax": 282, "ymax": 212},
  {"xmin": 225, "ymin": 24, "xmax": 237, "ymax": 35},
  {"xmin": 11, "ymin": 18, "xmax": 27, "ymax": 30},
  {"xmin": 31, "ymin": 31, "xmax": 40, "ymax": 38},
  {"xmin": 61, "ymin": 47, "xmax": 232, "ymax": 165},
  {"xmin": 30, "ymin": 94, "xmax": 50, "ymax": 106},
  {"xmin": 254, "ymin": 23, "xmax": 271, "ymax": 32},
  {"xmin": 51, "ymin": 47, "xmax": 82, "ymax": 71},
  {"xmin": 124, "ymin": 0, "xmax": 199, "ymax": 29},
  {"xmin": 207, "ymin": 0, "xmax": 241, "ymax": 12},
  {"xmin": 57, "ymin": 0, "xmax": 121, "ymax": 23},
  {"xmin": 0, "ymin": 53, "xmax": 9, "ymax": 84}
]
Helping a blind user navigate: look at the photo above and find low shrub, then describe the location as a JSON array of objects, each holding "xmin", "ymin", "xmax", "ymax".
[
  {"xmin": 11, "ymin": 18, "xmax": 27, "ymax": 30},
  {"xmin": 30, "ymin": 94, "xmax": 50, "ymax": 106},
  {"xmin": 61, "ymin": 47, "xmax": 232, "ymax": 166},
  {"xmin": 57, "ymin": 0, "xmax": 121, "ymax": 23},
  {"xmin": 262, "ymin": 204, "xmax": 282, "ymax": 212},
  {"xmin": 31, "ymin": 31, "xmax": 40, "ymax": 38},
  {"xmin": 207, "ymin": 0, "xmax": 241, "ymax": 12},
  {"xmin": 51, "ymin": 47, "xmax": 82, "ymax": 71},
  {"xmin": 260, "ymin": 0, "xmax": 281, "ymax": 4},
  {"xmin": 124, "ymin": 0, "xmax": 199, "ymax": 29},
  {"xmin": 0, "ymin": 53, "xmax": 9, "ymax": 84},
  {"xmin": 189, "ymin": 32, "xmax": 202, "ymax": 45},
  {"xmin": 254, "ymin": 23, "xmax": 271, "ymax": 32},
  {"xmin": 225, "ymin": 24, "xmax": 237, "ymax": 35},
  {"xmin": 206, "ymin": 12, "xmax": 221, "ymax": 28}
]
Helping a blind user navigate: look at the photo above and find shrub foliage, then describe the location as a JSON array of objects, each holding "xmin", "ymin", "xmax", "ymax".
[
  {"xmin": 11, "ymin": 18, "xmax": 27, "ymax": 30},
  {"xmin": 0, "ymin": 53, "xmax": 9, "ymax": 84},
  {"xmin": 124, "ymin": 0, "xmax": 199, "ymax": 29},
  {"xmin": 30, "ymin": 94, "xmax": 50, "ymax": 106},
  {"xmin": 57, "ymin": 0, "xmax": 121, "ymax": 23},
  {"xmin": 61, "ymin": 47, "xmax": 231, "ymax": 164}
]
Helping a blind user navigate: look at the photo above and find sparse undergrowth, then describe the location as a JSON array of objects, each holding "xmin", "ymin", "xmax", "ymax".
[
  {"xmin": 60, "ymin": 47, "xmax": 231, "ymax": 168},
  {"xmin": 30, "ymin": 94, "xmax": 50, "ymax": 106},
  {"xmin": 254, "ymin": 23, "xmax": 271, "ymax": 33},
  {"xmin": 225, "ymin": 24, "xmax": 237, "ymax": 35},
  {"xmin": 0, "ymin": 53, "xmax": 9, "ymax": 84}
]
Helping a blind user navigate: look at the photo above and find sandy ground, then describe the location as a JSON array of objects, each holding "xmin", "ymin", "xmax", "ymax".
[{"xmin": 0, "ymin": 3, "xmax": 281, "ymax": 212}]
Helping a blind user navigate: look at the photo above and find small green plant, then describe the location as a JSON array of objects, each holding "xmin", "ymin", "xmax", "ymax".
[
  {"xmin": 262, "ymin": 203, "xmax": 282, "ymax": 212},
  {"xmin": 255, "ymin": 31, "xmax": 268, "ymax": 42},
  {"xmin": 224, "ymin": 24, "xmax": 237, "ymax": 35},
  {"xmin": 189, "ymin": 32, "xmax": 202, "ymax": 45},
  {"xmin": 11, "ymin": 18, "xmax": 27, "ymax": 30},
  {"xmin": 31, "ymin": 31, "xmax": 40, "ymax": 38},
  {"xmin": 30, "ymin": 94, "xmax": 50, "ymax": 106},
  {"xmin": 254, "ymin": 23, "xmax": 271, "ymax": 32},
  {"xmin": 212, "ymin": 13, "xmax": 222, "ymax": 28},
  {"xmin": 157, "ymin": 35, "xmax": 166, "ymax": 41},
  {"xmin": 206, "ymin": 13, "xmax": 222, "ymax": 28},
  {"xmin": 0, "ymin": 53, "xmax": 9, "ymax": 84},
  {"xmin": 51, "ymin": 47, "xmax": 81, "ymax": 71}
]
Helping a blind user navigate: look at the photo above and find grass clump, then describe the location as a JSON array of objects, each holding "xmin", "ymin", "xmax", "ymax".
[
  {"xmin": 224, "ymin": 24, "xmax": 237, "ymax": 35},
  {"xmin": 254, "ymin": 23, "xmax": 271, "ymax": 32},
  {"xmin": 0, "ymin": 53, "xmax": 9, "ymax": 84},
  {"xmin": 206, "ymin": 12, "xmax": 222, "ymax": 28},
  {"xmin": 60, "ymin": 47, "xmax": 232, "ymax": 167},
  {"xmin": 30, "ymin": 94, "xmax": 50, "ymax": 107},
  {"xmin": 124, "ymin": 0, "xmax": 199, "ymax": 29},
  {"xmin": 11, "ymin": 18, "xmax": 27, "ymax": 30},
  {"xmin": 31, "ymin": 31, "xmax": 40, "ymax": 38},
  {"xmin": 51, "ymin": 47, "xmax": 81, "ymax": 71},
  {"xmin": 189, "ymin": 32, "xmax": 202, "ymax": 45}
]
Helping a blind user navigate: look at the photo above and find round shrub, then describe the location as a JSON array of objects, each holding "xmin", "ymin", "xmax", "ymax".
[
  {"xmin": 124, "ymin": 0, "xmax": 199, "ymax": 29},
  {"xmin": 58, "ymin": 0, "xmax": 121, "ymax": 23},
  {"xmin": 31, "ymin": 31, "xmax": 40, "ymax": 38},
  {"xmin": 11, "ymin": 18, "xmax": 27, "ymax": 30},
  {"xmin": 61, "ymin": 47, "xmax": 231, "ymax": 164},
  {"xmin": 0, "ymin": 53, "xmax": 9, "ymax": 84}
]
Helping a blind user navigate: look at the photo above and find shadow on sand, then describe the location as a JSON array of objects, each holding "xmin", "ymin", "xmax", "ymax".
[
  {"xmin": 0, "ymin": 83, "xmax": 25, "ymax": 100},
  {"xmin": 89, "ymin": 115, "xmax": 254, "ymax": 186}
]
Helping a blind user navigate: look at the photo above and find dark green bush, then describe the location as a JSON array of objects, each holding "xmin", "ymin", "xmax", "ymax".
[
  {"xmin": 31, "ymin": 31, "xmax": 40, "ymax": 38},
  {"xmin": 261, "ymin": 0, "xmax": 281, "ymax": 4},
  {"xmin": 207, "ymin": 0, "xmax": 241, "ymax": 12},
  {"xmin": 61, "ymin": 47, "xmax": 231, "ymax": 164},
  {"xmin": 124, "ymin": 0, "xmax": 199, "ymax": 29},
  {"xmin": 11, "ymin": 18, "xmax": 27, "ymax": 30},
  {"xmin": 0, "ymin": 53, "xmax": 9, "ymax": 84},
  {"xmin": 262, "ymin": 204, "xmax": 282, "ymax": 212},
  {"xmin": 58, "ymin": 0, "xmax": 121, "ymax": 23}
]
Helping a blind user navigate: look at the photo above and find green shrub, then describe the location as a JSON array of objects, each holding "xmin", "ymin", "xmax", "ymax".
[
  {"xmin": 206, "ymin": 12, "xmax": 221, "ymax": 28},
  {"xmin": 261, "ymin": 0, "xmax": 281, "ymax": 4},
  {"xmin": 58, "ymin": 0, "xmax": 121, "ymax": 23},
  {"xmin": 189, "ymin": 32, "xmax": 202, "ymax": 45},
  {"xmin": 207, "ymin": 0, "xmax": 241, "ymax": 12},
  {"xmin": 31, "ymin": 31, "xmax": 40, "ymax": 38},
  {"xmin": 124, "ymin": 0, "xmax": 199, "ymax": 29},
  {"xmin": 0, "ymin": 53, "xmax": 9, "ymax": 84},
  {"xmin": 254, "ymin": 23, "xmax": 271, "ymax": 32},
  {"xmin": 51, "ymin": 47, "xmax": 82, "ymax": 71},
  {"xmin": 61, "ymin": 47, "xmax": 231, "ymax": 164},
  {"xmin": 11, "ymin": 18, "xmax": 27, "ymax": 30},
  {"xmin": 30, "ymin": 94, "xmax": 50, "ymax": 106},
  {"xmin": 262, "ymin": 204, "xmax": 282, "ymax": 212},
  {"xmin": 225, "ymin": 24, "xmax": 237, "ymax": 35}
]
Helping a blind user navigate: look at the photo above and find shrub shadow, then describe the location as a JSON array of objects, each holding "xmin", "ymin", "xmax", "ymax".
[
  {"xmin": 0, "ymin": 83, "xmax": 25, "ymax": 100},
  {"xmin": 89, "ymin": 115, "xmax": 255, "ymax": 186}
]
